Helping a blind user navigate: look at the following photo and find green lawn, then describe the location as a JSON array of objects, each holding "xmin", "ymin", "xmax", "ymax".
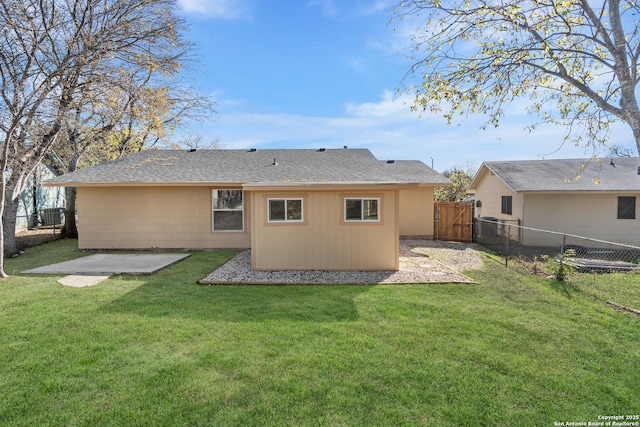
[{"xmin": 0, "ymin": 240, "xmax": 638, "ymax": 426}]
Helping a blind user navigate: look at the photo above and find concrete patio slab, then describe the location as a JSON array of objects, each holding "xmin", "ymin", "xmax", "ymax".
[{"xmin": 23, "ymin": 253, "xmax": 190, "ymax": 275}]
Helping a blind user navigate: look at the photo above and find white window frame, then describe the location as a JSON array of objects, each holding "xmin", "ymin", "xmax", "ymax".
[
  {"xmin": 344, "ymin": 197, "xmax": 380, "ymax": 222},
  {"xmin": 212, "ymin": 189, "xmax": 244, "ymax": 232},
  {"xmin": 267, "ymin": 198, "xmax": 304, "ymax": 222}
]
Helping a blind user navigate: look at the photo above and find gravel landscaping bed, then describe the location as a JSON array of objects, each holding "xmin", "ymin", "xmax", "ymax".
[{"xmin": 200, "ymin": 240, "xmax": 484, "ymax": 285}]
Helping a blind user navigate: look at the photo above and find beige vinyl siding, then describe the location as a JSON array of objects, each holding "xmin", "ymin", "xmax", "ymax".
[
  {"xmin": 473, "ymin": 170, "xmax": 523, "ymax": 220},
  {"xmin": 77, "ymin": 186, "xmax": 251, "ymax": 249},
  {"xmin": 250, "ymin": 190, "xmax": 399, "ymax": 270},
  {"xmin": 472, "ymin": 170, "xmax": 523, "ymax": 241},
  {"xmin": 398, "ymin": 187, "xmax": 434, "ymax": 238},
  {"xmin": 522, "ymin": 193, "xmax": 640, "ymax": 246}
]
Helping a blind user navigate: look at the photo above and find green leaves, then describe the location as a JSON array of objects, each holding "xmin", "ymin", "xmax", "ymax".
[
  {"xmin": 395, "ymin": 0, "xmax": 640, "ymax": 153},
  {"xmin": 434, "ymin": 165, "xmax": 474, "ymax": 202}
]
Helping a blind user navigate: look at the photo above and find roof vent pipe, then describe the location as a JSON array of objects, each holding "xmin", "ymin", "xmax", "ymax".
[
  {"xmin": 387, "ymin": 160, "xmax": 395, "ymax": 164},
  {"xmin": 317, "ymin": 148, "xmax": 326, "ymax": 152},
  {"xmin": 189, "ymin": 148, "xmax": 197, "ymax": 152},
  {"xmin": 249, "ymin": 148, "xmax": 257, "ymax": 152},
  {"xmin": 272, "ymin": 158, "xmax": 277, "ymax": 166},
  {"xmin": 637, "ymin": 166, "xmax": 640, "ymax": 175}
]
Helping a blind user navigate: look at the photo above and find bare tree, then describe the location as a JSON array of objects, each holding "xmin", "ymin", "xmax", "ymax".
[
  {"xmin": 0, "ymin": 0, "xmax": 206, "ymax": 276},
  {"xmin": 166, "ymin": 131, "xmax": 225, "ymax": 150},
  {"xmin": 394, "ymin": 1, "xmax": 640, "ymax": 154},
  {"xmin": 608, "ymin": 144, "xmax": 634, "ymax": 157},
  {"xmin": 48, "ymin": 69, "xmax": 214, "ymax": 238}
]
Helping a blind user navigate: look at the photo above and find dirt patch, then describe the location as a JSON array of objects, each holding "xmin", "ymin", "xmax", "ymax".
[
  {"xmin": 607, "ymin": 301, "xmax": 640, "ymax": 317},
  {"xmin": 15, "ymin": 228, "xmax": 63, "ymax": 251}
]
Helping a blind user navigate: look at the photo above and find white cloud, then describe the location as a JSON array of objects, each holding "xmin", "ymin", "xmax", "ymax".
[
  {"xmin": 345, "ymin": 57, "xmax": 369, "ymax": 75},
  {"xmin": 188, "ymin": 91, "xmax": 635, "ymax": 173},
  {"xmin": 358, "ymin": 1, "xmax": 392, "ymax": 16},
  {"xmin": 309, "ymin": 0, "xmax": 392, "ymax": 19},
  {"xmin": 345, "ymin": 90, "xmax": 412, "ymax": 118},
  {"xmin": 177, "ymin": 0, "xmax": 250, "ymax": 19},
  {"xmin": 307, "ymin": 0, "xmax": 337, "ymax": 17}
]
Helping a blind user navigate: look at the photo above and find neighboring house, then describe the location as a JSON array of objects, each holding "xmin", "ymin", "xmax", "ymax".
[
  {"xmin": 5, "ymin": 163, "xmax": 66, "ymax": 230},
  {"xmin": 468, "ymin": 157, "xmax": 640, "ymax": 246},
  {"xmin": 45, "ymin": 148, "xmax": 450, "ymax": 271}
]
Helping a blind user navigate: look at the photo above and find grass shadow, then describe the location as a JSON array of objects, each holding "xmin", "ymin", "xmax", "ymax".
[
  {"xmin": 547, "ymin": 277, "xmax": 585, "ymax": 299},
  {"xmin": 7, "ymin": 242, "xmax": 368, "ymax": 323},
  {"xmin": 100, "ymin": 277, "xmax": 369, "ymax": 323}
]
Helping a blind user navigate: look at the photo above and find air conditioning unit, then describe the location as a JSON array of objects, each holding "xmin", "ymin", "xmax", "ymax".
[
  {"xmin": 477, "ymin": 217, "xmax": 498, "ymax": 237},
  {"xmin": 40, "ymin": 208, "xmax": 65, "ymax": 226}
]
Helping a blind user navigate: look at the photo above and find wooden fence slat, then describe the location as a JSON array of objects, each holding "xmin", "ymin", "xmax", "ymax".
[{"xmin": 434, "ymin": 201, "xmax": 473, "ymax": 242}]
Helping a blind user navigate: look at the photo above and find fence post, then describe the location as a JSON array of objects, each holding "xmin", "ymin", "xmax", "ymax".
[
  {"xmin": 434, "ymin": 202, "xmax": 439, "ymax": 241},
  {"xmin": 504, "ymin": 224, "xmax": 510, "ymax": 266}
]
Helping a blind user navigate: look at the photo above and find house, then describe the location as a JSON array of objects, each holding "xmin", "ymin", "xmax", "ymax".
[
  {"xmin": 6, "ymin": 162, "xmax": 66, "ymax": 230},
  {"xmin": 468, "ymin": 157, "xmax": 640, "ymax": 246},
  {"xmin": 45, "ymin": 148, "xmax": 450, "ymax": 271}
]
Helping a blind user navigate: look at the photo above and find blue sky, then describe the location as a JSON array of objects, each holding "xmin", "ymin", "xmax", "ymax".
[{"xmin": 175, "ymin": 0, "xmax": 637, "ymax": 172}]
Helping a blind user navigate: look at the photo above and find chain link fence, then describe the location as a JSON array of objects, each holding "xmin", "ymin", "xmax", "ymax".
[
  {"xmin": 475, "ymin": 218, "xmax": 640, "ymax": 272},
  {"xmin": 15, "ymin": 208, "xmax": 65, "ymax": 230}
]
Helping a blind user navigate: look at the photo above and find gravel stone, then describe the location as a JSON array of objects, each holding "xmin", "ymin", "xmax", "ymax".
[{"xmin": 200, "ymin": 240, "xmax": 484, "ymax": 285}]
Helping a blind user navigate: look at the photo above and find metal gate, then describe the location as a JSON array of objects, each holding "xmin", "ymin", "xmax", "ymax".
[{"xmin": 434, "ymin": 201, "xmax": 473, "ymax": 242}]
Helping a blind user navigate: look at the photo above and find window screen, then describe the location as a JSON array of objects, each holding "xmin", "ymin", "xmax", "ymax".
[
  {"xmin": 501, "ymin": 195, "xmax": 512, "ymax": 215},
  {"xmin": 268, "ymin": 199, "xmax": 303, "ymax": 222},
  {"xmin": 213, "ymin": 190, "xmax": 243, "ymax": 231},
  {"xmin": 345, "ymin": 198, "xmax": 379, "ymax": 221},
  {"xmin": 618, "ymin": 196, "xmax": 636, "ymax": 220}
]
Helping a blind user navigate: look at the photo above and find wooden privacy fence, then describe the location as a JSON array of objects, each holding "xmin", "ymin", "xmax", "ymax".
[{"xmin": 434, "ymin": 201, "xmax": 473, "ymax": 242}]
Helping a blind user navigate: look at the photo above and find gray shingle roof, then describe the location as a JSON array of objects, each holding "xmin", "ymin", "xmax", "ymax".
[
  {"xmin": 46, "ymin": 148, "xmax": 451, "ymax": 186},
  {"xmin": 472, "ymin": 157, "xmax": 640, "ymax": 192}
]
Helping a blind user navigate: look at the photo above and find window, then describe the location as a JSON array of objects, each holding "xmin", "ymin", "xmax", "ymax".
[
  {"xmin": 501, "ymin": 195, "xmax": 513, "ymax": 215},
  {"xmin": 212, "ymin": 189, "xmax": 243, "ymax": 231},
  {"xmin": 268, "ymin": 198, "xmax": 303, "ymax": 222},
  {"xmin": 618, "ymin": 196, "xmax": 636, "ymax": 220},
  {"xmin": 345, "ymin": 198, "xmax": 379, "ymax": 222}
]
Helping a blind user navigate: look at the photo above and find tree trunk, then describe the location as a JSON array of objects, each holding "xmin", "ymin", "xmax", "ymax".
[
  {"xmin": 61, "ymin": 154, "xmax": 80, "ymax": 238},
  {"xmin": 2, "ymin": 192, "xmax": 20, "ymax": 257},
  {"xmin": 61, "ymin": 186, "xmax": 78, "ymax": 238},
  {"xmin": 630, "ymin": 115, "xmax": 640, "ymax": 156},
  {"xmin": 0, "ymin": 180, "xmax": 7, "ymax": 278}
]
